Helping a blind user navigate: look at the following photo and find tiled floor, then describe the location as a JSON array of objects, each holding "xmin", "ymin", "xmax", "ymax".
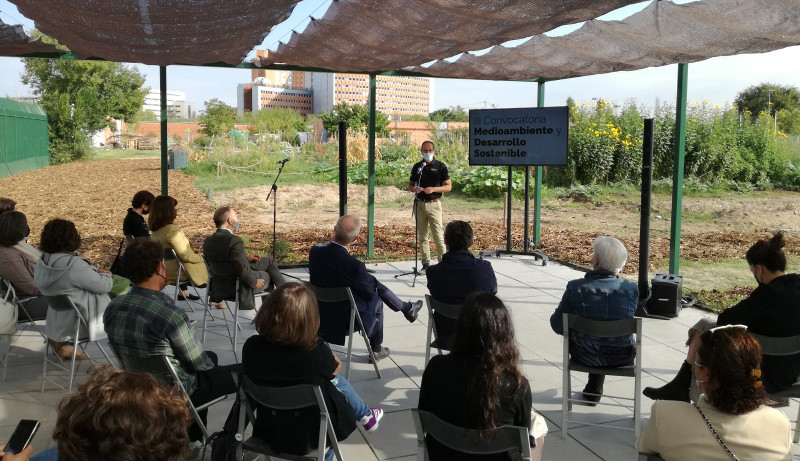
[{"xmin": 1, "ymin": 255, "xmax": 798, "ymax": 460}]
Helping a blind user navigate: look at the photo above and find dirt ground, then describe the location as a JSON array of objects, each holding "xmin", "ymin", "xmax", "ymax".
[{"xmin": 2, "ymin": 158, "xmax": 799, "ymax": 274}]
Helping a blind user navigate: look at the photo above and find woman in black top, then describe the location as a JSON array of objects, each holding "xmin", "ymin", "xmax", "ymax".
[
  {"xmin": 242, "ymin": 282, "xmax": 382, "ymax": 460},
  {"xmin": 645, "ymin": 232, "xmax": 800, "ymax": 401},
  {"xmin": 418, "ymin": 292, "xmax": 543, "ymax": 460},
  {"xmin": 122, "ymin": 190, "xmax": 154, "ymax": 238}
]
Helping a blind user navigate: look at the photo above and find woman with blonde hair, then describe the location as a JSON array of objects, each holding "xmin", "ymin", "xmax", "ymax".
[
  {"xmin": 242, "ymin": 282, "xmax": 382, "ymax": 460},
  {"xmin": 639, "ymin": 326, "xmax": 792, "ymax": 460}
]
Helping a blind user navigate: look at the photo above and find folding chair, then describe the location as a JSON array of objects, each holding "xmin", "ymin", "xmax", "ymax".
[
  {"xmin": 0, "ymin": 278, "xmax": 48, "ymax": 381},
  {"xmin": 163, "ymin": 247, "xmax": 208, "ymax": 313},
  {"xmin": 203, "ymin": 260, "xmax": 268, "ymax": 360},
  {"xmin": 306, "ymin": 283, "xmax": 381, "ymax": 379},
  {"xmin": 114, "ymin": 350, "xmax": 229, "ymax": 460},
  {"xmin": 751, "ymin": 333, "xmax": 800, "ymax": 443},
  {"xmin": 412, "ymin": 408, "xmax": 532, "ymax": 461},
  {"xmin": 41, "ymin": 294, "xmax": 113, "ymax": 392},
  {"xmin": 236, "ymin": 375, "xmax": 344, "ymax": 461},
  {"xmin": 561, "ymin": 313, "xmax": 643, "ymax": 442},
  {"xmin": 423, "ymin": 294, "xmax": 461, "ymax": 366}
]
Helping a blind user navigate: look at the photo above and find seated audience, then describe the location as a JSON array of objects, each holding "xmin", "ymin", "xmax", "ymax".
[
  {"xmin": 203, "ymin": 206, "xmax": 285, "ymax": 310},
  {"xmin": 308, "ymin": 215, "xmax": 423, "ymax": 361},
  {"xmin": 644, "ymin": 232, "xmax": 800, "ymax": 402},
  {"xmin": 34, "ymin": 219, "xmax": 115, "ymax": 360},
  {"xmin": 148, "ymin": 195, "xmax": 207, "ymax": 301},
  {"xmin": 29, "ymin": 365, "xmax": 191, "ymax": 461},
  {"xmin": 426, "ymin": 220, "xmax": 496, "ymax": 349},
  {"xmin": 419, "ymin": 292, "xmax": 546, "ymax": 460},
  {"xmin": 638, "ymin": 326, "xmax": 792, "ymax": 461},
  {"xmin": 123, "ymin": 190, "xmax": 155, "ymax": 238},
  {"xmin": 104, "ymin": 239, "xmax": 239, "ymax": 443},
  {"xmin": 0, "ymin": 211, "xmax": 48, "ymax": 321},
  {"xmin": 242, "ymin": 282, "xmax": 382, "ymax": 460},
  {"xmin": 550, "ymin": 235, "xmax": 637, "ymax": 405},
  {"xmin": 0, "ymin": 198, "xmax": 16, "ymax": 214}
]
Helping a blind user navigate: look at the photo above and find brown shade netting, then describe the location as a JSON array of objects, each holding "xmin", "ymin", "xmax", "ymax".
[
  {"xmin": 0, "ymin": 20, "xmax": 61, "ymax": 57},
  {"xmin": 407, "ymin": 0, "xmax": 800, "ymax": 81},
  {"xmin": 9, "ymin": 0, "xmax": 301, "ymax": 66},
  {"xmin": 259, "ymin": 0, "xmax": 643, "ymax": 71}
]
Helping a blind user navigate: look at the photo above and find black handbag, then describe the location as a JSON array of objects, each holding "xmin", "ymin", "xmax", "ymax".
[{"xmin": 109, "ymin": 238, "xmax": 126, "ymax": 277}]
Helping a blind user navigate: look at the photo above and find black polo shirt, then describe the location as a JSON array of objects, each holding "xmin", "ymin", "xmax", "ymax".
[{"xmin": 410, "ymin": 159, "xmax": 450, "ymax": 201}]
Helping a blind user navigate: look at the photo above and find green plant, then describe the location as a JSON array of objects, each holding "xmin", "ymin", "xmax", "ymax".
[{"xmin": 268, "ymin": 240, "xmax": 292, "ymax": 262}]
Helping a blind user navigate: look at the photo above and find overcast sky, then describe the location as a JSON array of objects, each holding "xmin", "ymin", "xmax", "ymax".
[{"xmin": 1, "ymin": 0, "xmax": 799, "ymax": 113}]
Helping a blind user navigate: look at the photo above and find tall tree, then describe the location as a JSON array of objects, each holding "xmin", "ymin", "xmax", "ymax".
[
  {"xmin": 248, "ymin": 108, "xmax": 307, "ymax": 144},
  {"xmin": 198, "ymin": 99, "xmax": 236, "ymax": 137},
  {"xmin": 319, "ymin": 103, "xmax": 390, "ymax": 137},
  {"xmin": 734, "ymin": 83, "xmax": 800, "ymax": 119},
  {"xmin": 21, "ymin": 35, "xmax": 148, "ymax": 163}
]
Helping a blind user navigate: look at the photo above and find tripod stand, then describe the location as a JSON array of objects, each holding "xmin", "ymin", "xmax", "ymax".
[
  {"xmin": 266, "ymin": 158, "xmax": 289, "ymax": 262},
  {"xmin": 395, "ymin": 170, "xmax": 424, "ymax": 287}
]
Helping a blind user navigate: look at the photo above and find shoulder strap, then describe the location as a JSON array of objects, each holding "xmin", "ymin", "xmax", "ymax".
[{"xmin": 692, "ymin": 402, "xmax": 740, "ymax": 461}]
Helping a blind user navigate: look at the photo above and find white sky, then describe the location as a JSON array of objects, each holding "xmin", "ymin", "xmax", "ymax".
[{"xmin": 1, "ymin": 0, "xmax": 799, "ymax": 112}]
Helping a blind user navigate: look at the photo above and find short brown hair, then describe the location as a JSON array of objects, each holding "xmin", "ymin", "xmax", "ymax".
[
  {"xmin": 253, "ymin": 282, "xmax": 319, "ymax": 351},
  {"xmin": 213, "ymin": 206, "xmax": 233, "ymax": 228},
  {"xmin": 697, "ymin": 327, "xmax": 765, "ymax": 414},
  {"xmin": 40, "ymin": 219, "xmax": 81, "ymax": 254},
  {"xmin": 0, "ymin": 211, "xmax": 30, "ymax": 246},
  {"xmin": 54, "ymin": 365, "xmax": 191, "ymax": 461},
  {"xmin": 131, "ymin": 190, "xmax": 155, "ymax": 209},
  {"xmin": 123, "ymin": 239, "xmax": 164, "ymax": 284},
  {"xmin": 148, "ymin": 195, "xmax": 178, "ymax": 232},
  {"xmin": 0, "ymin": 197, "xmax": 16, "ymax": 213}
]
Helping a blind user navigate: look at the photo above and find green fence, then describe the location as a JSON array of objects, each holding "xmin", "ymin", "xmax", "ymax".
[{"xmin": 0, "ymin": 98, "xmax": 49, "ymax": 178}]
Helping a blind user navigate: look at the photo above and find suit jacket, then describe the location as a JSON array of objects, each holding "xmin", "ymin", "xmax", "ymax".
[
  {"xmin": 203, "ymin": 229, "xmax": 258, "ymax": 311},
  {"xmin": 638, "ymin": 397, "xmax": 791, "ymax": 461},
  {"xmin": 308, "ymin": 242, "xmax": 381, "ymax": 344}
]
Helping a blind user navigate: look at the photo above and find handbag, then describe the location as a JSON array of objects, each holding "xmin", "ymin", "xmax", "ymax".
[
  {"xmin": 0, "ymin": 283, "xmax": 19, "ymax": 335},
  {"xmin": 109, "ymin": 238, "xmax": 126, "ymax": 278}
]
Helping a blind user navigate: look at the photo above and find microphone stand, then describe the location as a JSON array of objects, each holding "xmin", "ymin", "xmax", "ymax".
[
  {"xmin": 395, "ymin": 164, "xmax": 424, "ymax": 286},
  {"xmin": 266, "ymin": 159, "xmax": 289, "ymax": 262}
]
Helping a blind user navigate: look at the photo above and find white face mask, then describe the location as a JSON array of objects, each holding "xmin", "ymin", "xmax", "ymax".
[{"xmin": 422, "ymin": 153, "xmax": 434, "ymax": 162}]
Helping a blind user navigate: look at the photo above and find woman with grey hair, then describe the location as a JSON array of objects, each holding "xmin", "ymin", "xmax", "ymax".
[{"xmin": 550, "ymin": 236, "xmax": 638, "ymax": 405}]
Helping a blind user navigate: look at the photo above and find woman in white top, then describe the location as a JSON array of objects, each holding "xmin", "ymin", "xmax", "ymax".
[{"xmin": 638, "ymin": 325, "xmax": 792, "ymax": 461}]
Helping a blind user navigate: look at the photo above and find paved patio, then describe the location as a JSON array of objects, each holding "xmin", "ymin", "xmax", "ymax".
[{"xmin": 1, "ymin": 254, "xmax": 798, "ymax": 460}]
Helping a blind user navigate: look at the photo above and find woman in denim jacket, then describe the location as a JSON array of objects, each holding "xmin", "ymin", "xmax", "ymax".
[{"xmin": 550, "ymin": 236, "xmax": 638, "ymax": 405}]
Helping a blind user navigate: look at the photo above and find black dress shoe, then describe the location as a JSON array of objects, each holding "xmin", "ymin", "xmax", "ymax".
[{"xmin": 404, "ymin": 300, "xmax": 423, "ymax": 323}]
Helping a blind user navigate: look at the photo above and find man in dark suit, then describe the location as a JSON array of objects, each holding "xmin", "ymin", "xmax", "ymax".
[
  {"xmin": 426, "ymin": 220, "xmax": 497, "ymax": 349},
  {"xmin": 309, "ymin": 215, "xmax": 423, "ymax": 361},
  {"xmin": 203, "ymin": 207, "xmax": 285, "ymax": 310}
]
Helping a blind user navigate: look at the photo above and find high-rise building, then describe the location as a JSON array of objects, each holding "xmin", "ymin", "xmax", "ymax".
[
  {"xmin": 142, "ymin": 90, "xmax": 195, "ymax": 119},
  {"xmin": 237, "ymin": 80, "xmax": 313, "ymax": 116},
  {"xmin": 303, "ymin": 72, "xmax": 431, "ymax": 117}
]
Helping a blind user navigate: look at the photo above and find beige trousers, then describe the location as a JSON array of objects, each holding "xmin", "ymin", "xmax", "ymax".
[{"xmin": 416, "ymin": 200, "xmax": 445, "ymax": 265}]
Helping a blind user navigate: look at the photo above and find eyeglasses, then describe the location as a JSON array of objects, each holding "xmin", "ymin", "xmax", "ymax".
[
  {"xmin": 708, "ymin": 324, "xmax": 747, "ymax": 333},
  {"xmin": 693, "ymin": 361, "xmax": 706, "ymax": 368}
]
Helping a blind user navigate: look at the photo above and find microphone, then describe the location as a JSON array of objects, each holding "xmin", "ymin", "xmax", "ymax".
[{"xmin": 276, "ymin": 158, "xmax": 290, "ymax": 164}]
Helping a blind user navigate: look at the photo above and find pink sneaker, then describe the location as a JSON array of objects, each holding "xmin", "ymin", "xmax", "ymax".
[{"xmin": 360, "ymin": 408, "xmax": 384, "ymax": 432}]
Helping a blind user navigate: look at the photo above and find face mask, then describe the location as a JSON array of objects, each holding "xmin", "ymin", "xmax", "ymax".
[
  {"xmin": 142, "ymin": 208, "xmax": 149, "ymax": 215},
  {"xmin": 233, "ymin": 220, "xmax": 241, "ymax": 233},
  {"xmin": 422, "ymin": 153, "xmax": 434, "ymax": 162},
  {"xmin": 159, "ymin": 266, "xmax": 169, "ymax": 290},
  {"xmin": 753, "ymin": 266, "xmax": 764, "ymax": 286}
]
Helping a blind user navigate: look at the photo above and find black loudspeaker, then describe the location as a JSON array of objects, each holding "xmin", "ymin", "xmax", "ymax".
[{"xmin": 646, "ymin": 274, "xmax": 683, "ymax": 318}]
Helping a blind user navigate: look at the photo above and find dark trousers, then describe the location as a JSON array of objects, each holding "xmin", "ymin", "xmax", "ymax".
[
  {"xmin": 570, "ymin": 340, "xmax": 636, "ymax": 394},
  {"xmin": 189, "ymin": 351, "xmax": 242, "ymax": 442},
  {"xmin": 365, "ymin": 281, "xmax": 409, "ymax": 351},
  {"xmin": 251, "ymin": 256, "xmax": 286, "ymax": 292}
]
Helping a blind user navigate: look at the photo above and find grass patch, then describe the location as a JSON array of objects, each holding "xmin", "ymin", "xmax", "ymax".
[
  {"xmin": 88, "ymin": 148, "xmax": 160, "ymax": 160},
  {"xmin": 446, "ymin": 194, "xmax": 504, "ymax": 212},
  {"xmin": 682, "ymin": 212, "xmax": 716, "ymax": 223},
  {"xmin": 186, "ymin": 159, "xmax": 329, "ymax": 192}
]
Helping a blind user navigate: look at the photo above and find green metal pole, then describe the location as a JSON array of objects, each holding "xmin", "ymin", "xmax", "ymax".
[
  {"xmin": 367, "ymin": 74, "xmax": 377, "ymax": 258},
  {"xmin": 159, "ymin": 66, "xmax": 168, "ymax": 195},
  {"xmin": 534, "ymin": 82, "xmax": 545, "ymax": 247},
  {"xmin": 669, "ymin": 63, "xmax": 688, "ymax": 274}
]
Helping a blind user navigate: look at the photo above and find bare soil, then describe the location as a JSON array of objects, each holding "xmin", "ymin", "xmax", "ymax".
[{"xmin": 3, "ymin": 158, "xmax": 799, "ymax": 274}]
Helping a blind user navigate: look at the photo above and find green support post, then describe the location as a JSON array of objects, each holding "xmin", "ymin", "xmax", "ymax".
[
  {"xmin": 669, "ymin": 63, "xmax": 689, "ymax": 274},
  {"xmin": 367, "ymin": 74, "xmax": 377, "ymax": 259},
  {"xmin": 159, "ymin": 66, "xmax": 168, "ymax": 195},
  {"xmin": 534, "ymin": 82, "xmax": 545, "ymax": 247}
]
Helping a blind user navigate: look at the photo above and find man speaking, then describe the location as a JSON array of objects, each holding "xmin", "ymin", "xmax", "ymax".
[{"xmin": 408, "ymin": 140, "xmax": 452, "ymax": 271}]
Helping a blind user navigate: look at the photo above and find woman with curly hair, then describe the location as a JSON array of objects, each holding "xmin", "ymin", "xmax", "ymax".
[
  {"xmin": 33, "ymin": 219, "xmax": 117, "ymax": 360},
  {"xmin": 639, "ymin": 326, "xmax": 792, "ymax": 460},
  {"xmin": 418, "ymin": 292, "xmax": 546, "ymax": 460},
  {"xmin": 645, "ymin": 232, "xmax": 800, "ymax": 402},
  {"xmin": 29, "ymin": 365, "xmax": 191, "ymax": 461},
  {"xmin": 148, "ymin": 195, "xmax": 207, "ymax": 301}
]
